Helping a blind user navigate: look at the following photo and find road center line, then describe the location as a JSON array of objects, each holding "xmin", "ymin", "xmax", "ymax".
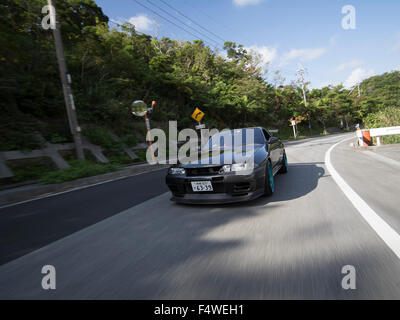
[{"xmin": 325, "ymin": 137, "xmax": 400, "ymax": 260}]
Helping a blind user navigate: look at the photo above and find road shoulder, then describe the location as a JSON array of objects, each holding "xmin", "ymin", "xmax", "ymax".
[{"xmin": 330, "ymin": 138, "xmax": 400, "ymax": 236}]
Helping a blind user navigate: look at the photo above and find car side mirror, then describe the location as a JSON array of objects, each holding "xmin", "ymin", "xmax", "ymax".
[{"xmin": 269, "ymin": 137, "xmax": 279, "ymax": 143}]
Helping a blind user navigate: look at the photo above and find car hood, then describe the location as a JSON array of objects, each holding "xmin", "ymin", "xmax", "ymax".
[{"xmin": 179, "ymin": 144, "xmax": 264, "ymax": 168}]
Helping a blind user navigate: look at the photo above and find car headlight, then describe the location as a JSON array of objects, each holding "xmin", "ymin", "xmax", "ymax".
[
  {"xmin": 219, "ymin": 163, "xmax": 252, "ymax": 173},
  {"xmin": 169, "ymin": 167, "xmax": 186, "ymax": 175},
  {"xmin": 220, "ymin": 165, "xmax": 232, "ymax": 173}
]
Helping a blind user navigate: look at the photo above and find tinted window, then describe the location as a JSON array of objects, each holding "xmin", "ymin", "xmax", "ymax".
[
  {"xmin": 262, "ymin": 129, "xmax": 271, "ymax": 141},
  {"xmin": 205, "ymin": 128, "xmax": 265, "ymax": 150}
]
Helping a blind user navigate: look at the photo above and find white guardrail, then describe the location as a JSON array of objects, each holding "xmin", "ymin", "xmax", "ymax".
[{"xmin": 356, "ymin": 126, "xmax": 400, "ymax": 146}]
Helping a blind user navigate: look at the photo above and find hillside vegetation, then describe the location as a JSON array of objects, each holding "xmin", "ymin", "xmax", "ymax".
[{"xmin": 1, "ymin": 0, "xmax": 400, "ymax": 155}]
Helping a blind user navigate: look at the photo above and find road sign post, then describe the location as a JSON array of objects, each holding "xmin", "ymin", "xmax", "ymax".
[
  {"xmin": 291, "ymin": 119, "xmax": 297, "ymax": 139},
  {"xmin": 191, "ymin": 107, "xmax": 206, "ymax": 131},
  {"xmin": 191, "ymin": 107, "xmax": 206, "ymax": 151},
  {"xmin": 144, "ymin": 112, "xmax": 155, "ymax": 163},
  {"xmin": 195, "ymin": 123, "xmax": 206, "ymax": 130},
  {"xmin": 132, "ymin": 100, "xmax": 156, "ymax": 163},
  {"xmin": 191, "ymin": 107, "xmax": 205, "ymax": 123}
]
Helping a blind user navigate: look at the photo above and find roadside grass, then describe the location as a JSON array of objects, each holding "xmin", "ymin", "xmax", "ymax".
[
  {"xmin": 364, "ymin": 106, "xmax": 400, "ymax": 145},
  {"xmin": 84, "ymin": 125, "xmax": 145, "ymax": 165},
  {"xmin": 275, "ymin": 125, "xmax": 328, "ymax": 140},
  {"xmin": 132, "ymin": 150, "xmax": 148, "ymax": 163},
  {"xmin": 39, "ymin": 160, "xmax": 120, "ymax": 185},
  {"xmin": 1, "ymin": 158, "xmax": 56, "ymax": 186},
  {"xmin": 372, "ymin": 135, "xmax": 400, "ymax": 145},
  {"xmin": 0, "ymin": 124, "xmax": 152, "ymax": 188}
]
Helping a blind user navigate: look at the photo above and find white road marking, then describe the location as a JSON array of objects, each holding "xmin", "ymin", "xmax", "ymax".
[{"xmin": 325, "ymin": 137, "xmax": 400, "ymax": 260}]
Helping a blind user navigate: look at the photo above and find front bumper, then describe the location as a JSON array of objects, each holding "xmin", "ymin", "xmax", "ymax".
[{"xmin": 165, "ymin": 167, "xmax": 265, "ymax": 204}]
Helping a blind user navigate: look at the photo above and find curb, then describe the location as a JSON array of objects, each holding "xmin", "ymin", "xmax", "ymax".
[{"xmin": 0, "ymin": 163, "xmax": 169, "ymax": 208}]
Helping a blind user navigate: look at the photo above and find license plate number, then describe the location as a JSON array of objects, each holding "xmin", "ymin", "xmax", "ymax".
[{"xmin": 191, "ymin": 181, "xmax": 213, "ymax": 192}]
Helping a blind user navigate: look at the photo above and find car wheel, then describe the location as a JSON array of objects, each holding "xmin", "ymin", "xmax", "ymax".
[
  {"xmin": 264, "ymin": 160, "xmax": 274, "ymax": 196},
  {"xmin": 278, "ymin": 151, "xmax": 288, "ymax": 174}
]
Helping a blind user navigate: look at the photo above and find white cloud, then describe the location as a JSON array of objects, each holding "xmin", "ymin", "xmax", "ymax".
[
  {"xmin": 279, "ymin": 48, "xmax": 326, "ymax": 66},
  {"xmin": 336, "ymin": 59, "xmax": 364, "ymax": 71},
  {"xmin": 127, "ymin": 14, "xmax": 155, "ymax": 32},
  {"xmin": 344, "ymin": 68, "xmax": 375, "ymax": 88},
  {"xmin": 246, "ymin": 45, "xmax": 277, "ymax": 65},
  {"xmin": 233, "ymin": 0, "xmax": 261, "ymax": 7}
]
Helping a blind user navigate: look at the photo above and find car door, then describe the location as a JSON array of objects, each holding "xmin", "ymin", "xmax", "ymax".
[
  {"xmin": 262, "ymin": 129, "xmax": 279, "ymax": 168},
  {"xmin": 270, "ymin": 137, "xmax": 281, "ymax": 168}
]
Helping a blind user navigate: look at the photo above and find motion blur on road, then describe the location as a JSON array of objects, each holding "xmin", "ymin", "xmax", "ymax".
[{"xmin": 1, "ymin": 133, "xmax": 400, "ymax": 299}]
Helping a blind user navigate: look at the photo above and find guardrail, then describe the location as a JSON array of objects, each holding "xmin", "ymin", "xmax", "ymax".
[{"xmin": 356, "ymin": 126, "xmax": 400, "ymax": 146}]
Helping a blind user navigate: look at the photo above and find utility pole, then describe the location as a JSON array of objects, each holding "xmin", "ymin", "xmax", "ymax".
[
  {"xmin": 297, "ymin": 64, "xmax": 312, "ymax": 135},
  {"xmin": 48, "ymin": 0, "xmax": 84, "ymax": 159}
]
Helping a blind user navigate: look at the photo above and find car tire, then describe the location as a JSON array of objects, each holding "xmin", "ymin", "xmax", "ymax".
[
  {"xmin": 278, "ymin": 151, "xmax": 288, "ymax": 174},
  {"xmin": 264, "ymin": 160, "xmax": 274, "ymax": 196}
]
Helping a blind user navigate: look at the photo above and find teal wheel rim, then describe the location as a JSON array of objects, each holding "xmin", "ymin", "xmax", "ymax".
[{"xmin": 268, "ymin": 162, "xmax": 274, "ymax": 192}]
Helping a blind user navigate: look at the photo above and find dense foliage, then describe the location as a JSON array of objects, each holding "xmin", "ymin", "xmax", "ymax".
[{"xmin": 1, "ymin": 0, "xmax": 400, "ymax": 154}]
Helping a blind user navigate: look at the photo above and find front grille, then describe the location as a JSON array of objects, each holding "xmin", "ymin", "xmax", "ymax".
[{"xmin": 186, "ymin": 166, "xmax": 222, "ymax": 176}]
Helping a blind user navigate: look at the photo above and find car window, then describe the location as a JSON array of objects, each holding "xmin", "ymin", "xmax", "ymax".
[
  {"xmin": 204, "ymin": 128, "xmax": 265, "ymax": 150},
  {"xmin": 262, "ymin": 129, "xmax": 271, "ymax": 141}
]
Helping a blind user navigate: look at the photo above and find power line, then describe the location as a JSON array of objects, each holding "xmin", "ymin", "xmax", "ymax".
[
  {"xmin": 158, "ymin": 0, "xmax": 226, "ymax": 44},
  {"xmin": 144, "ymin": 0, "xmax": 223, "ymax": 47},
  {"xmin": 132, "ymin": 0, "xmax": 216, "ymax": 48},
  {"xmin": 109, "ymin": 19, "xmax": 147, "ymax": 35},
  {"xmin": 182, "ymin": 0, "xmax": 236, "ymax": 37}
]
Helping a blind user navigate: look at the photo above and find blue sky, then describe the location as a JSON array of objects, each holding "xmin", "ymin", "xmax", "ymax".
[{"xmin": 96, "ymin": 0, "xmax": 400, "ymax": 88}]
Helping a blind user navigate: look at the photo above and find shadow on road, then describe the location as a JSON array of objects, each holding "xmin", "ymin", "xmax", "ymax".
[
  {"xmin": 93, "ymin": 162, "xmax": 338, "ymax": 298},
  {"xmin": 2, "ymin": 161, "xmax": 399, "ymax": 299},
  {"xmin": 180, "ymin": 162, "xmax": 328, "ymax": 209}
]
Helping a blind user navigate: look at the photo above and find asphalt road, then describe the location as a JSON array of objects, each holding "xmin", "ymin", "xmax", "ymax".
[
  {"xmin": 1, "ymin": 132, "xmax": 400, "ymax": 299},
  {"xmin": 0, "ymin": 169, "xmax": 169, "ymax": 265}
]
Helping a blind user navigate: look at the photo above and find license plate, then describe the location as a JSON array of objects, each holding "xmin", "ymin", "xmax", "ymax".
[{"xmin": 191, "ymin": 181, "xmax": 213, "ymax": 192}]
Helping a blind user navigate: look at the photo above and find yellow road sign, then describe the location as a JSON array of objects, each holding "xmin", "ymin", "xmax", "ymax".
[{"xmin": 191, "ymin": 107, "xmax": 205, "ymax": 122}]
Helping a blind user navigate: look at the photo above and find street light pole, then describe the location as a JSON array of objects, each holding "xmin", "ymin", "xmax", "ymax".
[{"xmin": 47, "ymin": 0, "xmax": 84, "ymax": 160}]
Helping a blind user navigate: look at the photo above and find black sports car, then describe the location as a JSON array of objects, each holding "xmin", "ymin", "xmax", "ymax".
[{"xmin": 166, "ymin": 127, "xmax": 287, "ymax": 204}]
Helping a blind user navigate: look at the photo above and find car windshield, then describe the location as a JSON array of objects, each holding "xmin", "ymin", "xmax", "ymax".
[{"xmin": 202, "ymin": 128, "xmax": 264, "ymax": 151}]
